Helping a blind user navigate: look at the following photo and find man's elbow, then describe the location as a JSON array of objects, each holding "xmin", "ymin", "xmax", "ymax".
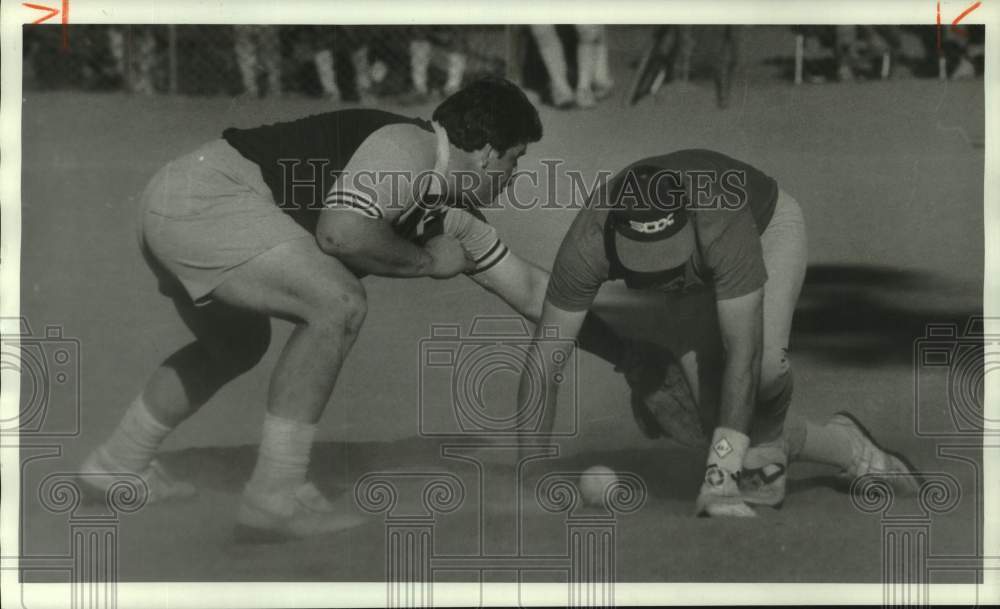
[
  {"xmin": 524, "ymin": 269, "xmax": 551, "ymax": 322},
  {"xmin": 316, "ymin": 229, "xmax": 357, "ymax": 258}
]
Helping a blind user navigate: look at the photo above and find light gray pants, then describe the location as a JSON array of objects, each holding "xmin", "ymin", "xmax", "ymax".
[{"xmin": 679, "ymin": 189, "xmax": 807, "ymax": 441}]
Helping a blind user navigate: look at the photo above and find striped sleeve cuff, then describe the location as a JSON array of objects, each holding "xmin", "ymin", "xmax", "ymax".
[
  {"xmin": 467, "ymin": 239, "xmax": 509, "ymax": 275},
  {"xmin": 324, "ymin": 189, "xmax": 383, "ymax": 220}
]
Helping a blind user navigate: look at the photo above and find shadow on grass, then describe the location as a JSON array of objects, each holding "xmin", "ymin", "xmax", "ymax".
[{"xmin": 795, "ymin": 264, "xmax": 982, "ymax": 366}]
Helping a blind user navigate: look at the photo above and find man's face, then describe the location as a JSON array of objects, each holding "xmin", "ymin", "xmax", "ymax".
[{"xmin": 467, "ymin": 143, "xmax": 527, "ymax": 207}]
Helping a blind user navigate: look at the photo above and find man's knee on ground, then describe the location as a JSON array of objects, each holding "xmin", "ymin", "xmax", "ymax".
[
  {"xmin": 751, "ymin": 352, "xmax": 794, "ymax": 443},
  {"xmin": 760, "ymin": 348, "xmax": 792, "ymax": 402},
  {"xmin": 758, "ymin": 368, "xmax": 793, "ymax": 418}
]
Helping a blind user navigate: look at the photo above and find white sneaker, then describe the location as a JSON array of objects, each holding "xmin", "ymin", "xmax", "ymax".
[
  {"xmin": 694, "ymin": 464, "xmax": 756, "ymax": 518},
  {"xmin": 575, "ymin": 87, "xmax": 597, "ymax": 109},
  {"xmin": 235, "ymin": 482, "xmax": 367, "ymax": 543},
  {"xmin": 740, "ymin": 442, "xmax": 788, "ymax": 508},
  {"xmin": 551, "ymin": 86, "xmax": 575, "ymax": 109},
  {"xmin": 593, "ymin": 82, "xmax": 614, "ymax": 100},
  {"xmin": 79, "ymin": 449, "xmax": 196, "ymax": 505},
  {"xmin": 828, "ymin": 412, "xmax": 922, "ymax": 495}
]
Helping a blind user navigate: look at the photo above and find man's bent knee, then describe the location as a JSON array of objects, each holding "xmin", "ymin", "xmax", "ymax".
[
  {"xmin": 302, "ymin": 287, "xmax": 368, "ymax": 336},
  {"xmin": 760, "ymin": 347, "xmax": 792, "ymax": 400}
]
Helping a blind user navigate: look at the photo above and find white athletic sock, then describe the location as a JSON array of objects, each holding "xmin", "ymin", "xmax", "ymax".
[
  {"xmin": 351, "ymin": 47, "xmax": 372, "ymax": 93},
  {"xmin": 313, "ymin": 49, "xmax": 340, "ymax": 98},
  {"xmin": 96, "ymin": 395, "xmax": 173, "ymax": 473},
  {"xmin": 594, "ymin": 40, "xmax": 613, "ymax": 89},
  {"xmin": 796, "ymin": 420, "xmax": 855, "ymax": 470},
  {"xmin": 245, "ymin": 413, "xmax": 316, "ymax": 496},
  {"xmin": 705, "ymin": 427, "xmax": 750, "ymax": 477},
  {"xmin": 409, "ymin": 40, "xmax": 432, "ymax": 94},
  {"xmin": 576, "ymin": 41, "xmax": 597, "ymax": 93},
  {"xmin": 531, "ymin": 26, "xmax": 573, "ymax": 101},
  {"xmin": 444, "ymin": 52, "xmax": 466, "ymax": 94}
]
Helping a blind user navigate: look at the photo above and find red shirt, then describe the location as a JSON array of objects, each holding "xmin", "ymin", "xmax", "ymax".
[{"xmin": 546, "ymin": 150, "xmax": 778, "ymax": 311}]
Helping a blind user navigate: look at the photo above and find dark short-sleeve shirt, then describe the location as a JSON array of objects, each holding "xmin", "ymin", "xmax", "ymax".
[
  {"xmin": 547, "ymin": 149, "xmax": 778, "ymax": 311},
  {"xmin": 223, "ymin": 109, "xmax": 509, "ymax": 276},
  {"xmin": 222, "ymin": 109, "xmax": 431, "ymax": 233}
]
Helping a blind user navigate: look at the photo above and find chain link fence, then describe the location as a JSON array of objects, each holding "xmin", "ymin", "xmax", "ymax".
[
  {"xmin": 23, "ymin": 24, "xmax": 984, "ymax": 103},
  {"xmin": 23, "ymin": 25, "xmax": 514, "ymax": 101}
]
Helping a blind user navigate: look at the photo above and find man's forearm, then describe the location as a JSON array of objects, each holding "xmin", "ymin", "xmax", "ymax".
[
  {"xmin": 516, "ymin": 346, "xmax": 564, "ymax": 459},
  {"xmin": 320, "ymin": 232, "xmax": 434, "ymax": 277},
  {"xmin": 717, "ymin": 349, "xmax": 760, "ymax": 433},
  {"xmin": 335, "ymin": 245, "xmax": 433, "ymax": 277}
]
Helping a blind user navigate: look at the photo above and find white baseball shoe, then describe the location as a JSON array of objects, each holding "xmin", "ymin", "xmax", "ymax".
[
  {"xmin": 235, "ymin": 482, "xmax": 367, "ymax": 543},
  {"xmin": 79, "ymin": 448, "xmax": 196, "ymax": 504},
  {"xmin": 694, "ymin": 464, "xmax": 757, "ymax": 518},
  {"xmin": 740, "ymin": 442, "xmax": 788, "ymax": 508},
  {"xmin": 828, "ymin": 412, "xmax": 923, "ymax": 495}
]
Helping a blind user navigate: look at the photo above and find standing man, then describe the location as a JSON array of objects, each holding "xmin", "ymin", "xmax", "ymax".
[
  {"xmin": 517, "ymin": 150, "xmax": 920, "ymax": 516},
  {"xmin": 529, "ymin": 25, "xmax": 614, "ymax": 109},
  {"xmin": 401, "ymin": 26, "xmax": 468, "ymax": 105},
  {"xmin": 233, "ymin": 25, "xmax": 283, "ymax": 98},
  {"xmin": 80, "ymin": 78, "xmax": 668, "ymax": 541}
]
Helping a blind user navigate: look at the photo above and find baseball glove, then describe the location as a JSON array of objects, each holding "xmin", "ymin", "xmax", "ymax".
[{"xmin": 618, "ymin": 341, "xmax": 707, "ymax": 448}]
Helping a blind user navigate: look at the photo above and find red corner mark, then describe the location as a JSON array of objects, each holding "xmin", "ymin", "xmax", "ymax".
[
  {"xmin": 952, "ymin": 0, "xmax": 982, "ymax": 24},
  {"xmin": 937, "ymin": 0, "xmax": 982, "ymax": 50},
  {"xmin": 22, "ymin": 2, "xmax": 59, "ymax": 24},
  {"xmin": 23, "ymin": 0, "xmax": 69, "ymax": 49}
]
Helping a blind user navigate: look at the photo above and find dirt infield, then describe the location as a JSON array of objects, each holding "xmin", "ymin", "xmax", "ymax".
[{"xmin": 17, "ymin": 43, "xmax": 984, "ymax": 586}]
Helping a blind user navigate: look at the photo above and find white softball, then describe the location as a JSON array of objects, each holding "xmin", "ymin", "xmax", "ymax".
[{"xmin": 579, "ymin": 465, "xmax": 619, "ymax": 507}]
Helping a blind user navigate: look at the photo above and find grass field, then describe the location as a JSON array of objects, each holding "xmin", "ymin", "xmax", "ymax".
[{"xmin": 16, "ymin": 27, "xmax": 985, "ymax": 589}]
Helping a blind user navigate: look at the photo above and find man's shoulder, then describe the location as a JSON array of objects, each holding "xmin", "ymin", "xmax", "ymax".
[
  {"xmin": 564, "ymin": 206, "xmax": 609, "ymax": 249},
  {"xmin": 351, "ymin": 123, "xmax": 436, "ymax": 171}
]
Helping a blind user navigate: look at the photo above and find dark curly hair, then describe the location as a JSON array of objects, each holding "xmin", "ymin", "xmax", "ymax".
[{"xmin": 432, "ymin": 76, "xmax": 543, "ymax": 155}]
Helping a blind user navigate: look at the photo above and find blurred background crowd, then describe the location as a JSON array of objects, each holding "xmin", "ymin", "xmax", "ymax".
[{"xmin": 22, "ymin": 24, "xmax": 985, "ymax": 108}]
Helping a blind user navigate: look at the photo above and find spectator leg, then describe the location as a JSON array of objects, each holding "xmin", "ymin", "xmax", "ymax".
[
  {"xmin": 443, "ymin": 50, "xmax": 466, "ymax": 96},
  {"xmin": 313, "ymin": 49, "xmax": 340, "ymax": 99},
  {"xmin": 132, "ymin": 28, "xmax": 157, "ymax": 96},
  {"xmin": 107, "ymin": 27, "xmax": 126, "ymax": 84},
  {"xmin": 530, "ymin": 25, "xmax": 574, "ymax": 107},
  {"xmin": 592, "ymin": 26, "xmax": 614, "ymax": 96},
  {"xmin": 409, "ymin": 38, "xmax": 432, "ymax": 95},
  {"xmin": 714, "ymin": 25, "xmax": 742, "ymax": 108},
  {"xmin": 234, "ymin": 26, "xmax": 260, "ymax": 96},
  {"xmin": 575, "ymin": 25, "xmax": 602, "ymax": 107},
  {"xmin": 260, "ymin": 27, "xmax": 283, "ymax": 97},
  {"xmin": 835, "ymin": 25, "xmax": 858, "ymax": 81},
  {"xmin": 350, "ymin": 45, "xmax": 374, "ymax": 103},
  {"xmin": 674, "ymin": 26, "xmax": 695, "ymax": 83}
]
